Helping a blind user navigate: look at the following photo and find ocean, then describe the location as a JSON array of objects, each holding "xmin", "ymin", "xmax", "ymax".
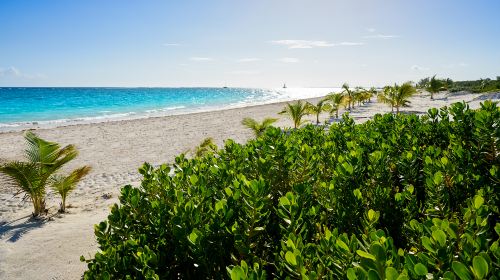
[{"xmin": 0, "ymin": 87, "xmax": 337, "ymax": 131}]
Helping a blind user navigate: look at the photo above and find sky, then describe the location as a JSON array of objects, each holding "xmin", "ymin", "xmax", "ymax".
[{"xmin": 0, "ymin": 0, "xmax": 499, "ymax": 88}]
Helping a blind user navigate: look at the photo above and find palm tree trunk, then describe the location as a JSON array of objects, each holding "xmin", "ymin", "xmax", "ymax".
[
  {"xmin": 396, "ymin": 106, "xmax": 400, "ymax": 114},
  {"xmin": 316, "ymin": 114, "xmax": 320, "ymax": 124},
  {"xmin": 61, "ymin": 195, "xmax": 66, "ymax": 212}
]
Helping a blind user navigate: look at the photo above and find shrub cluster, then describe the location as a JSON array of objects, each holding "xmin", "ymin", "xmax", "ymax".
[{"xmin": 82, "ymin": 101, "xmax": 499, "ymax": 279}]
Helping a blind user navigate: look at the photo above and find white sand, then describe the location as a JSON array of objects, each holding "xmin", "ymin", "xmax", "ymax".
[{"xmin": 0, "ymin": 91, "xmax": 498, "ymax": 279}]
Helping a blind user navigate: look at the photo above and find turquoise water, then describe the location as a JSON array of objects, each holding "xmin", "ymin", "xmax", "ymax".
[{"xmin": 0, "ymin": 87, "xmax": 334, "ymax": 130}]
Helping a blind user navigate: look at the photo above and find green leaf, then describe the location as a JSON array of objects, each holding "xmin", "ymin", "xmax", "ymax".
[
  {"xmin": 229, "ymin": 266, "xmax": 246, "ymax": 280},
  {"xmin": 368, "ymin": 209, "xmax": 376, "ymax": 222},
  {"xmin": 414, "ymin": 263, "xmax": 428, "ymax": 276},
  {"xmin": 441, "ymin": 157, "xmax": 449, "ymax": 166},
  {"xmin": 433, "ymin": 171, "xmax": 444, "ymax": 185},
  {"xmin": 472, "ymin": 256, "xmax": 488, "ymax": 279},
  {"xmin": 474, "ymin": 195, "xmax": 484, "ymax": 209},
  {"xmin": 343, "ymin": 162, "xmax": 354, "ymax": 175},
  {"xmin": 336, "ymin": 239, "xmax": 350, "ymax": 252},
  {"xmin": 285, "ymin": 251, "xmax": 297, "ymax": 266},
  {"xmin": 356, "ymin": 250, "xmax": 376, "ymax": 261},
  {"xmin": 421, "ymin": 236, "xmax": 435, "ymax": 253},
  {"xmin": 188, "ymin": 230, "xmax": 199, "ymax": 245},
  {"xmin": 347, "ymin": 268, "xmax": 357, "ymax": 280},
  {"xmin": 425, "ymin": 156, "xmax": 432, "ymax": 165},
  {"xmin": 385, "ymin": 267, "xmax": 399, "ymax": 280},
  {"xmin": 432, "ymin": 229, "xmax": 447, "ymax": 247},
  {"xmin": 452, "ymin": 261, "xmax": 472, "ymax": 280},
  {"xmin": 279, "ymin": 196, "xmax": 290, "ymax": 206},
  {"xmin": 189, "ymin": 174, "xmax": 199, "ymax": 185},
  {"xmin": 353, "ymin": 188, "xmax": 363, "ymax": 200},
  {"xmin": 368, "ymin": 269, "xmax": 381, "ymax": 280}
]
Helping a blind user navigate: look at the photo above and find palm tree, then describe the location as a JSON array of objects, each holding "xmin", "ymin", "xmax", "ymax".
[
  {"xmin": 426, "ymin": 75, "xmax": 445, "ymax": 99},
  {"xmin": 241, "ymin": 117, "xmax": 278, "ymax": 137},
  {"xmin": 378, "ymin": 86, "xmax": 396, "ymax": 113},
  {"xmin": 51, "ymin": 166, "xmax": 91, "ymax": 212},
  {"xmin": 392, "ymin": 83, "xmax": 417, "ymax": 113},
  {"xmin": 279, "ymin": 100, "xmax": 310, "ymax": 128},
  {"xmin": 307, "ymin": 100, "xmax": 331, "ymax": 124},
  {"xmin": 0, "ymin": 132, "xmax": 90, "ymax": 216},
  {"xmin": 194, "ymin": 137, "xmax": 218, "ymax": 157},
  {"xmin": 326, "ymin": 93, "xmax": 346, "ymax": 119},
  {"xmin": 341, "ymin": 83, "xmax": 354, "ymax": 110},
  {"xmin": 378, "ymin": 83, "xmax": 417, "ymax": 114}
]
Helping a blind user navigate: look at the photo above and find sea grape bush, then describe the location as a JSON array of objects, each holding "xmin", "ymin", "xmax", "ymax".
[{"xmin": 82, "ymin": 101, "xmax": 499, "ymax": 279}]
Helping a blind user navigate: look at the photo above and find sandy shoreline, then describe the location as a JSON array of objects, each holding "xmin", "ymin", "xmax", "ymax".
[{"xmin": 0, "ymin": 91, "xmax": 498, "ymax": 279}]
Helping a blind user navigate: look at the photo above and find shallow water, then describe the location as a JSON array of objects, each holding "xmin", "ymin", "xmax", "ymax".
[{"xmin": 0, "ymin": 87, "xmax": 337, "ymax": 130}]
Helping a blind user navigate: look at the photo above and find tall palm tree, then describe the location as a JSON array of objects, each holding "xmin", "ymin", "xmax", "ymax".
[
  {"xmin": 51, "ymin": 166, "xmax": 91, "ymax": 212},
  {"xmin": 0, "ymin": 132, "xmax": 90, "ymax": 216},
  {"xmin": 241, "ymin": 117, "xmax": 278, "ymax": 137},
  {"xmin": 426, "ymin": 75, "xmax": 445, "ymax": 100},
  {"xmin": 307, "ymin": 100, "xmax": 331, "ymax": 124},
  {"xmin": 326, "ymin": 93, "xmax": 346, "ymax": 119},
  {"xmin": 279, "ymin": 100, "xmax": 310, "ymax": 128},
  {"xmin": 341, "ymin": 83, "xmax": 354, "ymax": 110}
]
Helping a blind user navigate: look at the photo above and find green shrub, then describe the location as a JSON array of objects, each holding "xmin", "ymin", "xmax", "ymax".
[{"xmin": 82, "ymin": 101, "xmax": 499, "ymax": 279}]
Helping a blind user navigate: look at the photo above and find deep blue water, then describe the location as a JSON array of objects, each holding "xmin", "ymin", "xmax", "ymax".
[{"xmin": 0, "ymin": 87, "xmax": 334, "ymax": 129}]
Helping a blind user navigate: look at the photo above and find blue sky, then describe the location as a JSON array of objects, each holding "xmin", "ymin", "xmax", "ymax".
[{"xmin": 0, "ymin": 0, "xmax": 499, "ymax": 87}]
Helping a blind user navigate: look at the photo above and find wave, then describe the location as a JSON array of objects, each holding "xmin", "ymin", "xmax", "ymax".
[{"xmin": 0, "ymin": 87, "xmax": 340, "ymax": 132}]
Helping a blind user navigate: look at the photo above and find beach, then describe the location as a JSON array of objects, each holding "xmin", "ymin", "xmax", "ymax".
[{"xmin": 0, "ymin": 91, "xmax": 498, "ymax": 279}]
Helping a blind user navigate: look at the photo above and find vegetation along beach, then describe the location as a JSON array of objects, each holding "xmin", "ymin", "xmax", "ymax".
[{"xmin": 1, "ymin": 1, "xmax": 500, "ymax": 279}]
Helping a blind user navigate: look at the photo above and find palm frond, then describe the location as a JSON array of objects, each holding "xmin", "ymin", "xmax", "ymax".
[
  {"xmin": 51, "ymin": 166, "xmax": 91, "ymax": 196},
  {"xmin": 195, "ymin": 137, "xmax": 218, "ymax": 157},
  {"xmin": 0, "ymin": 161, "xmax": 42, "ymax": 198}
]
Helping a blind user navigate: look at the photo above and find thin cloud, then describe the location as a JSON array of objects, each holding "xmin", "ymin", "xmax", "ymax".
[
  {"xmin": 367, "ymin": 27, "xmax": 376, "ymax": 33},
  {"xmin": 189, "ymin": 57, "xmax": 214, "ymax": 62},
  {"xmin": 364, "ymin": 34, "xmax": 399, "ymax": 39},
  {"xmin": 0, "ymin": 66, "xmax": 21, "ymax": 77},
  {"xmin": 337, "ymin": 42, "xmax": 364, "ymax": 46},
  {"xmin": 229, "ymin": 70, "xmax": 261, "ymax": 75},
  {"xmin": 411, "ymin": 65, "xmax": 429, "ymax": 71},
  {"xmin": 163, "ymin": 43, "xmax": 181, "ymax": 46},
  {"xmin": 271, "ymin": 39, "xmax": 364, "ymax": 49},
  {"xmin": 237, "ymin": 58, "xmax": 261, "ymax": 63},
  {"xmin": 279, "ymin": 57, "xmax": 299, "ymax": 63},
  {"xmin": 272, "ymin": 40, "xmax": 334, "ymax": 49},
  {"xmin": 0, "ymin": 66, "xmax": 44, "ymax": 79}
]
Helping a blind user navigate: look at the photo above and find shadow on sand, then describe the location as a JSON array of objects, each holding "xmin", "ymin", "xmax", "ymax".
[{"xmin": 0, "ymin": 214, "xmax": 52, "ymax": 242}]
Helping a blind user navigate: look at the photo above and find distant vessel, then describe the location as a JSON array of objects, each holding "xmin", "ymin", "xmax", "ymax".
[
  {"xmin": 283, "ymin": 83, "xmax": 287, "ymax": 89},
  {"xmin": 223, "ymin": 86, "xmax": 228, "ymax": 88}
]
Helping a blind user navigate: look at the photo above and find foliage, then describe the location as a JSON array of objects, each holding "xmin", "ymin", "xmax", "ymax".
[
  {"xmin": 83, "ymin": 101, "xmax": 499, "ymax": 279},
  {"xmin": 51, "ymin": 166, "xmax": 91, "ymax": 212},
  {"xmin": 279, "ymin": 100, "xmax": 310, "ymax": 128},
  {"xmin": 426, "ymin": 75, "xmax": 447, "ymax": 99},
  {"xmin": 193, "ymin": 137, "xmax": 218, "ymax": 157},
  {"xmin": 448, "ymin": 77, "xmax": 500, "ymax": 93},
  {"xmin": 341, "ymin": 83, "xmax": 355, "ymax": 110},
  {"xmin": 378, "ymin": 83, "xmax": 417, "ymax": 113},
  {"xmin": 306, "ymin": 100, "xmax": 331, "ymax": 124},
  {"xmin": 242, "ymin": 117, "xmax": 278, "ymax": 137},
  {"xmin": 418, "ymin": 76, "xmax": 500, "ymax": 95},
  {"xmin": 325, "ymin": 93, "xmax": 346, "ymax": 119},
  {"xmin": 0, "ymin": 132, "xmax": 90, "ymax": 216}
]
